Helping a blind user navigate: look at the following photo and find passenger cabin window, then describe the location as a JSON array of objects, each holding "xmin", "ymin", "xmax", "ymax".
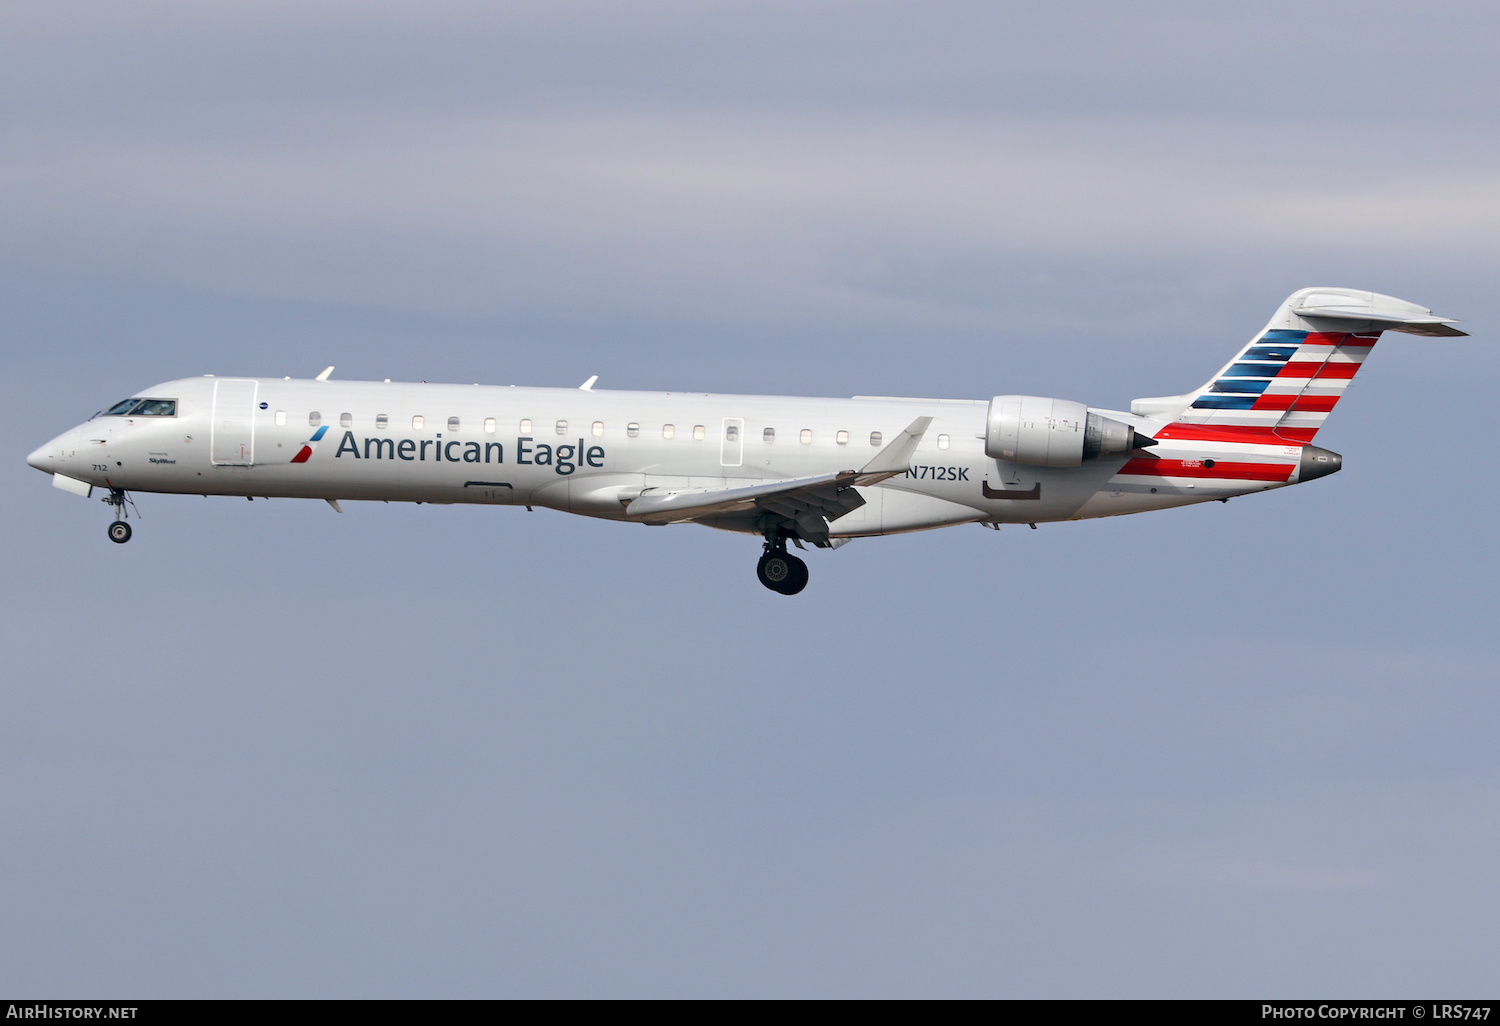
[
  {"xmin": 836, "ymin": 430, "xmax": 849, "ymax": 445},
  {"xmin": 376, "ymin": 414, "xmax": 389, "ymax": 429},
  {"xmin": 340, "ymin": 412, "xmax": 352, "ymax": 427},
  {"xmin": 592, "ymin": 421, "xmax": 604, "ymax": 437},
  {"xmin": 869, "ymin": 431, "xmax": 883, "ymax": 446},
  {"xmin": 274, "ymin": 411, "xmax": 287, "ymax": 426},
  {"xmin": 412, "ymin": 415, "xmax": 425, "ymax": 430},
  {"xmin": 763, "ymin": 427, "xmax": 775, "ymax": 443},
  {"xmin": 692, "ymin": 425, "xmax": 705, "ymax": 440},
  {"xmin": 937, "ymin": 433, "xmax": 950, "ymax": 450},
  {"xmin": 520, "ymin": 418, "xmax": 532, "ymax": 433},
  {"xmin": 725, "ymin": 424, "xmax": 739, "ymax": 441},
  {"xmin": 309, "ymin": 412, "xmax": 321, "ymax": 427},
  {"xmin": 662, "ymin": 424, "xmax": 676, "ymax": 439},
  {"xmin": 800, "ymin": 429, "xmax": 812, "ymax": 444},
  {"xmin": 448, "ymin": 417, "xmax": 460, "ymax": 432},
  {"xmin": 556, "ymin": 420, "xmax": 568, "ymax": 435},
  {"xmin": 103, "ymin": 398, "xmax": 176, "ymax": 417},
  {"xmin": 484, "ymin": 418, "xmax": 497, "ymax": 433},
  {"xmin": 627, "ymin": 423, "xmax": 640, "ymax": 438}
]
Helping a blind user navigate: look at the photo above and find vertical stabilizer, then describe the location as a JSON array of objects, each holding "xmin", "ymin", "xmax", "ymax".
[{"xmin": 1137, "ymin": 288, "xmax": 1465, "ymax": 444}]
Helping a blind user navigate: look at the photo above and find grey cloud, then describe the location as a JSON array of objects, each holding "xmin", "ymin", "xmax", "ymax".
[{"xmin": 4, "ymin": 0, "xmax": 1500, "ymax": 998}]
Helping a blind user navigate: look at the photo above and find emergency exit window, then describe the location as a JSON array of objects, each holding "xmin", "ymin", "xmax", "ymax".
[{"xmin": 869, "ymin": 431, "xmax": 882, "ymax": 446}]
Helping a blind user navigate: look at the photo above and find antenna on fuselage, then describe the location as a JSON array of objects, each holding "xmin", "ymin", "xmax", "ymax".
[
  {"xmin": 579, "ymin": 375, "xmax": 598, "ymax": 391},
  {"xmin": 315, "ymin": 366, "xmax": 335, "ymax": 381}
]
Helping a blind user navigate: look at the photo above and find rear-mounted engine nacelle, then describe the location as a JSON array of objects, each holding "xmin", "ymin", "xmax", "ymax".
[{"xmin": 985, "ymin": 395, "xmax": 1141, "ymax": 468}]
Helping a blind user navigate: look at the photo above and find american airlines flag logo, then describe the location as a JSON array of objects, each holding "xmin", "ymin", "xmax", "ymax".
[{"xmin": 290, "ymin": 425, "xmax": 328, "ymax": 463}]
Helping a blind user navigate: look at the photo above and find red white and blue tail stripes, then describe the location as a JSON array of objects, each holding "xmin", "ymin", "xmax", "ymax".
[{"xmin": 1170, "ymin": 327, "xmax": 1380, "ymax": 444}]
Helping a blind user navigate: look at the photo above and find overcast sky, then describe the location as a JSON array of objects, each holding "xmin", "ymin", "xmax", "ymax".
[{"xmin": 3, "ymin": 1, "xmax": 1498, "ymax": 997}]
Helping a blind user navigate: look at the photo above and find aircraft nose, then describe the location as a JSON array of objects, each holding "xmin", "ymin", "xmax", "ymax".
[{"xmin": 26, "ymin": 441, "xmax": 57, "ymax": 474}]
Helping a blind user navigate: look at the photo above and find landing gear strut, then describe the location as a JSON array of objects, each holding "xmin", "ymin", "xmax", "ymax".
[
  {"xmin": 104, "ymin": 488, "xmax": 133, "ymax": 544},
  {"xmin": 757, "ymin": 540, "xmax": 808, "ymax": 595}
]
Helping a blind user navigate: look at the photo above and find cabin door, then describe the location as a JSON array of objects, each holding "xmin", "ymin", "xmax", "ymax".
[{"xmin": 211, "ymin": 379, "xmax": 258, "ymax": 466}]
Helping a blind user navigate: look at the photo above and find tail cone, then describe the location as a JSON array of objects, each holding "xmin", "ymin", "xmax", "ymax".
[{"xmin": 1299, "ymin": 445, "xmax": 1342, "ymax": 482}]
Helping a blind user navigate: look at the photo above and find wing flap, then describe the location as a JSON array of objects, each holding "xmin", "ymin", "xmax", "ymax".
[
  {"xmin": 623, "ymin": 417, "xmax": 933, "ymax": 540},
  {"xmin": 624, "ymin": 472, "xmax": 841, "ymax": 520}
]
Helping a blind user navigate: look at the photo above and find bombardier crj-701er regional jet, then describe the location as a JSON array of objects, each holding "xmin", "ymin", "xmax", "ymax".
[{"xmin": 27, "ymin": 288, "xmax": 1466, "ymax": 594}]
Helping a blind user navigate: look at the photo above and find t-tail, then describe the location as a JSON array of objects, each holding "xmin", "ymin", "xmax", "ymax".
[{"xmin": 1132, "ymin": 288, "xmax": 1467, "ymax": 449}]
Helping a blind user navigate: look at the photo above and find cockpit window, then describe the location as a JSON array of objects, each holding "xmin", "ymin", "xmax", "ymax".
[{"xmin": 102, "ymin": 398, "xmax": 176, "ymax": 417}]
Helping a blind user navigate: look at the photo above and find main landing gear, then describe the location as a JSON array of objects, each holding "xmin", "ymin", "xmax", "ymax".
[
  {"xmin": 104, "ymin": 488, "xmax": 134, "ymax": 544},
  {"xmin": 757, "ymin": 541, "xmax": 808, "ymax": 595}
]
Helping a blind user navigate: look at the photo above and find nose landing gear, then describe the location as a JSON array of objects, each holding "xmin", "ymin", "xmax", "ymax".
[
  {"xmin": 757, "ymin": 542, "xmax": 808, "ymax": 595},
  {"xmin": 103, "ymin": 488, "xmax": 135, "ymax": 544}
]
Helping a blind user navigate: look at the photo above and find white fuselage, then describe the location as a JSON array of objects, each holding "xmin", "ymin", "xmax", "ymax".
[{"xmin": 29, "ymin": 375, "xmax": 1304, "ymax": 536}]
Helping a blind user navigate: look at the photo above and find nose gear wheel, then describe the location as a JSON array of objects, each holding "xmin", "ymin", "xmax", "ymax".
[{"xmin": 102, "ymin": 487, "xmax": 137, "ymax": 543}]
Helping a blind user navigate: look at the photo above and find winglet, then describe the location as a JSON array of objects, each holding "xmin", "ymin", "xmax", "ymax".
[
  {"xmin": 858, "ymin": 416, "xmax": 933, "ymax": 477},
  {"xmin": 315, "ymin": 366, "xmax": 335, "ymax": 381},
  {"xmin": 579, "ymin": 375, "xmax": 598, "ymax": 391}
]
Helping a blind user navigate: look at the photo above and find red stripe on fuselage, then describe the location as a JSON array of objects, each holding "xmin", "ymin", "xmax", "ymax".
[
  {"xmin": 1153, "ymin": 424, "xmax": 1318, "ymax": 444},
  {"xmin": 1117, "ymin": 458, "xmax": 1293, "ymax": 482}
]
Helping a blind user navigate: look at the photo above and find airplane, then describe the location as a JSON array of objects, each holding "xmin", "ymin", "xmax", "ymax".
[{"xmin": 26, "ymin": 287, "xmax": 1467, "ymax": 594}]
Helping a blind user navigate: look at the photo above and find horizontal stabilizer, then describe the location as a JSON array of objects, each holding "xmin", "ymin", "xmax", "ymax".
[{"xmin": 1290, "ymin": 290, "xmax": 1467, "ymax": 337}]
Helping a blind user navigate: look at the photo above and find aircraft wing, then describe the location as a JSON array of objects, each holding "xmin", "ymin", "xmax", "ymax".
[{"xmin": 624, "ymin": 416, "xmax": 933, "ymax": 543}]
